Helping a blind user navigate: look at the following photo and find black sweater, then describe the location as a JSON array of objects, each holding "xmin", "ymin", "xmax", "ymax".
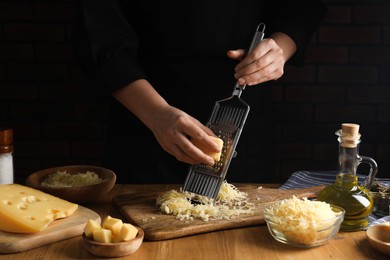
[{"xmin": 72, "ymin": 0, "xmax": 328, "ymax": 184}]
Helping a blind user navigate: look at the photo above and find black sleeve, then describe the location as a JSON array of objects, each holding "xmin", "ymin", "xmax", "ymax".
[
  {"xmin": 264, "ymin": 0, "xmax": 328, "ymax": 66},
  {"xmin": 71, "ymin": 0, "xmax": 146, "ymax": 94},
  {"xmin": 71, "ymin": 0, "xmax": 328, "ymax": 94}
]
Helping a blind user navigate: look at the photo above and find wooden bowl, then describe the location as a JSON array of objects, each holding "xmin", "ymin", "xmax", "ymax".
[
  {"xmin": 366, "ymin": 222, "xmax": 390, "ymax": 256},
  {"xmin": 82, "ymin": 227, "xmax": 144, "ymax": 257},
  {"xmin": 25, "ymin": 165, "xmax": 116, "ymax": 204}
]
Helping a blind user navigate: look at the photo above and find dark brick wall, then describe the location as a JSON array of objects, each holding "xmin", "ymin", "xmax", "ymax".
[
  {"xmin": 273, "ymin": 0, "xmax": 390, "ymax": 180},
  {"xmin": 0, "ymin": 0, "xmax": 106, "ymax": 184},
  {"xmin": 1, "ymin": 0, "xmax": 389, "ymax": 184}
]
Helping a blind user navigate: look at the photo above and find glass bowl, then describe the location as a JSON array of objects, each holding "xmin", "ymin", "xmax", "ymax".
[{"xmin": 264, "ymin": 203, "xmax": 345, "ymax": 248}]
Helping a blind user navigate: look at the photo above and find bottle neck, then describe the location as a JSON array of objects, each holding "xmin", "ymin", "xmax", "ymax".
[
  {"xmin": 338, "ymin": 144, "xmax": 359, "ymax": 175},
  {"xmin": 336, "ymin": 129, "xmax": 361, "ymax": 176}
]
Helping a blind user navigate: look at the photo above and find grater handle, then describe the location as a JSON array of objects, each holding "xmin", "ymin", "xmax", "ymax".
[{"xmin": 233, "ymin": 23, "xmax": 266, "ymax": 97}]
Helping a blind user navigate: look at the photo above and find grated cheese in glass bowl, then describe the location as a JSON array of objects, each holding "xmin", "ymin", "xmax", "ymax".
[
  {"xmin": 263, "ymin": 196, "xmax": 345, "ymax": 248},
  {"xmin": 156, "ymin": 181, "xmax": 254, "ymax": 222}
]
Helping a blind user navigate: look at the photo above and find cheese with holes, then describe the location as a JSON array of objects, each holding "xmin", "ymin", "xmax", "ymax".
[
  {"xmin": 0, "ymin": 184, "xmax": 78, "ymax": 233},
  {"xmin": 191, "ymin": 136, "xmax": 224, "ymax": 162}
]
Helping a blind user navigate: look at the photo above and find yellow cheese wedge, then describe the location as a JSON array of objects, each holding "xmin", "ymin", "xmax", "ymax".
[
  {"xmin": 191, "ymin": 136, "xmax": 224, "ymax": 162},
  {"xmin": 84, "ymin": 219, "xmax": 102, "ymax": 238},
  {"xmin": 120, "ymin": 223, "xmax": 139, "ymax": 241},
  {"xmin": 0, "ymin": 184, "xmax": 78, "ymax": 233}
]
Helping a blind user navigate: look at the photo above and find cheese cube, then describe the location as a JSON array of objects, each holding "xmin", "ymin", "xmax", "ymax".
[
  {"xmin": 84, "ymin": 219, "xmax": 102, "ymax": 238},
  {"xmin": 93, "ymin": 228, "xmax": 112, "ymax": 243},
  {"xmin": 120, "ymin": 223, "xmax": 139, "ymax": 241},
  {"xmin": 0, "ymin": 184, "xmax": 78, "ymax": 233},
  {"xmin": 102, "ymin": 216, "xmax": 123, "ymax": 237},
  {"xmin": 191, "ymin": 136, "xmax": 224, "ymax": 162}
]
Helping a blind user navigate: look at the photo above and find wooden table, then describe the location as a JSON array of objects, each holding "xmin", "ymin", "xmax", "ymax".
[{"xmin": 1, "ymin": 184, "xmax": 388, "ymax": 259}]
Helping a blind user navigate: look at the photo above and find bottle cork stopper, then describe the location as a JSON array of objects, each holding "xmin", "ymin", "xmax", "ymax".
[
  {"xmin": 0, "ymin": 127, "xmax": 13, "ymax": 153},
  {"xmin": 340, "ymin": 123, "xmax": 360, "ymax": 148},
  {"xmin": 341, "ymin": 123, "xmax": 360, "ymax": 137}
]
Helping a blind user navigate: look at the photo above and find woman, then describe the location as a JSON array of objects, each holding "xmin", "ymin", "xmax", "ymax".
[{"xmin": 72, "ymin": 1, "xmax": 328, "ymax": 184}]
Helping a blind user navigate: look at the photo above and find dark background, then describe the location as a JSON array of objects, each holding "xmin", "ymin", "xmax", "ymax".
[{"xmin": 1, "ymin": 0, "xmax": 389, "ymax": 184}]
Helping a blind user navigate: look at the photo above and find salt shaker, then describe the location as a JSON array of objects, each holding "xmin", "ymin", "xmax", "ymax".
[{"xmin": 0, "ymin": 127, "xmax": 14, "ymax": 184}]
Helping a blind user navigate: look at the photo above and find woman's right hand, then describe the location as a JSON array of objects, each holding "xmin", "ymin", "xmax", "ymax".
[
  {"xmin": 149, "ymin": 104, "xmax": 220, "ymax": 166},
  {"xmin": 113, "ymin": 79, "xmax": 221, "ymax": 166}
]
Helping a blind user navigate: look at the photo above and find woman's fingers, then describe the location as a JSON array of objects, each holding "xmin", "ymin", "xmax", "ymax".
[{"xmin": 228, "ymin": 38, "xmax": 285, "ymax": 86}]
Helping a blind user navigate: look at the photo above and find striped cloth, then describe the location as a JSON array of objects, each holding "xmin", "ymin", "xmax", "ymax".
[{"xmin": 279, "ymin": 171, "xmax": 390, "ymax": 228}]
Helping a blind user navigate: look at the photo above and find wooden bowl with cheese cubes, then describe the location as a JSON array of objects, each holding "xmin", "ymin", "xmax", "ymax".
[
  {"xmin": 82, "ymin": 216, "xmax": 144, "ymax": 258},
  {"xmin": 25, "ymin": 165, "xmax": 116, "ymax": 204}
]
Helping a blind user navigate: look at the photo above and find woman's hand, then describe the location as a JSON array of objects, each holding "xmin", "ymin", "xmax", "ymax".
[
  {"xmin": 150, "ymin": 105, "xmax": 220, "ymax": 166},
  {"xmin": 113, "ymin": 79, "xmax": 220, "ymax": 166},
  {"xmin": 227, "ymin": 32, "xmax": 297, "ymax": 86}
]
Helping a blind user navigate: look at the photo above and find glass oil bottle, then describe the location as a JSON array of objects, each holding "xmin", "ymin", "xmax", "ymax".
[{"xmin": 317, "ymin": 123, "xmax": 378, "ymax": 231}]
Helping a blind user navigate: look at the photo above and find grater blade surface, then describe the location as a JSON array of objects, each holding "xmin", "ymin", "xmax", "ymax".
[
  {"xmin": 183, "ymin": 97, "xmax": 249, "ymax": 198},
  {"xmin": 182, "ymin": 23, "xmax": 265, "ymax": 199}
]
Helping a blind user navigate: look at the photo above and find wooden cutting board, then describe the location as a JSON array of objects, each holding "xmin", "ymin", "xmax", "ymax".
[
  {"xmin": 0, "ymin": 206, "xmax": 100, "ymax": 254},
  {"xmin": 113, "ymin": 184, "xmax": 324, "ymax": 241}
]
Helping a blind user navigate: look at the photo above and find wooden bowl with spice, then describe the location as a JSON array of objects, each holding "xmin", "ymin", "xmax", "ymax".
[{"xmin": 25, "ymin": 165, "xmax": 116, "ymax": 204}]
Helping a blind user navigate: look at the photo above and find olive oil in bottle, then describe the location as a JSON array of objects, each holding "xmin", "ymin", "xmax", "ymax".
[{"xmin": 317, "ymin": 123, "xmax": 378, "ymax": 231}]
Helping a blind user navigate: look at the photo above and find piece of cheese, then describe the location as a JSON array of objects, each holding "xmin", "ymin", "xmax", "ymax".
[
  {"xmin": 84, "ymin": 219, "xmax": 102, "ymax": 238},
  {"xmin": 0, "ymin": 184, "xmax": 78, "ymax": 233},
  {"xmin": 93, "ymin": 228, "xmax": 112, "ymax": 243},
  {"xmin": 120, "ymin": 223, "xmax": 139, "ymax": 241},
  {"xmin": 85, "ymin": 216, "xmax": 139, "ymax": 243},
  {"xmin": 102, "ymin": 216, "xmax": 123, "ymax": 237},
  {"xmin": 191, "ymin": 136, "xmax": 224, "ymax": 162}
]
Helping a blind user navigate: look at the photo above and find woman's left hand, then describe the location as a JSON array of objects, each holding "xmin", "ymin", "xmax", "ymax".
[{"xmin": 227, "ymin": 33, "xmax": 297, "ymax": 86}]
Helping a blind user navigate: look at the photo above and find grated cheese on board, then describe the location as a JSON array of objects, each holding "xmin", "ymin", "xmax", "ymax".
[
  {"xmin": 263, "ymin": 196, "xmax": 342, "ymax": 245},
  {"xmin": 156, "ymin": 181, "xmax": 254, "ymax": 221}
]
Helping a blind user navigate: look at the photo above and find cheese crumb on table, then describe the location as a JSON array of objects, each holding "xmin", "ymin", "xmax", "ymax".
[{"xmin": 156, "ymin": 181, "xmax": 254, "ymax": 221}]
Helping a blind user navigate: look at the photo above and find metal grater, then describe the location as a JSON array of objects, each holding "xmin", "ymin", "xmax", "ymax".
[{"xmin": 182, "ymin": 23, "xmax": 266, "ymax": 199}]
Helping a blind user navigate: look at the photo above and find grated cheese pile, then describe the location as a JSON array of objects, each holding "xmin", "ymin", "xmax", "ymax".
[
  {"xmin": 41, "ymin": 171, "xmax": 103, "ymax": 188},
  {"xmin": 156, "ymin": 181, "xmax": 254, "ymax": 221},
  {"xmin": 263, "ymin": 196, "xmax": 343, "ymax": 246}
]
